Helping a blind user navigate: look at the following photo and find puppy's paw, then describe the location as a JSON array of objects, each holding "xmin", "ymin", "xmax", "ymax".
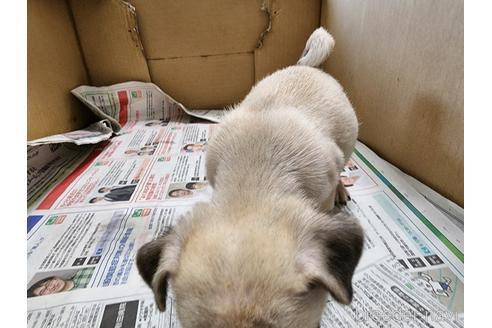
[{"xmin": 335, "ymin": 181, "xmax": 351, "ymax": 206}]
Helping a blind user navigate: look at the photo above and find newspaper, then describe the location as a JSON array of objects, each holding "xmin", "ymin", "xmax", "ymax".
[
  {"xmin": 27, "ymin": 120, "xmax": 113, "ymax": 147},
  {"xmin": 183, "ymin": 108, "xmax": 227, "ymax": 123},
  {"xmin": 71, "ymin": 82, "xmax": 222, "ymax": 132},
  {"xmin": 395, "ymin": 167, "xmax": 464, "ymax": 230},
  {"xmin": 27, "ymin": 143, "xmax": 95, "ymax": 211},
  {"xmin": 320, "ymin": 260, "xmax": 463, "ymax": 327},
  {"xmin": 27, "ymin": 82, "xmax": 463, "ymax": 327},
  {"xmin": 31, "ymin": 120, "xmax": 212, "ymax": 211}
]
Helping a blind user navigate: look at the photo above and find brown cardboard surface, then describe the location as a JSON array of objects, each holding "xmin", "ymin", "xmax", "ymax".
[
  {"xmin": 129, "ymin": 0, "xmax": 267, "ymax": 59},
  {"xmin": 254, "ymin": 0, "xmax": 321, "ymax": 81},
  {"xmin": 27, "ymin": 0, "xmax": 95, "ymax": 140},
  {"xmin": 69, "ymin": 0, "xmax": 151, "ymax": 86},
  {"xmin": 149, "ymin": 53, "xmax": 255, "ymax": 109},
  {"xmin": 321, "ymin": 0, "xmax": 463, "ymax": 206},
  {"xmin": 129, "ymin": 0, "xmax": 320, "ymax": 107}
]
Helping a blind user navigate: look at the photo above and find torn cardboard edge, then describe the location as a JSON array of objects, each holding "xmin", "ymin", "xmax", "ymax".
[
  {"xmin": 256, "ymin": 0, "xmax": 273, "ymax": 49},
  {"xmin": 121, "ymin": 1, "xmax": 146, "ymax": 54},
  {"xmin": 68, "ymin": 0, "xmax": 151, "ymax": 86}
]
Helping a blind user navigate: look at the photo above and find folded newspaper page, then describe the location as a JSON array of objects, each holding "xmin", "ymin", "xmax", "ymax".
[
  {"xmin": 27, "ymin": 82, "xmax": 463, "ymax": 327},
  {"xmin": 71, "ymin": 82, "xmax": 223, "ymax": 132},
  {"xmin": 182, "ymin": 108, "xmax": 227, "ymax": 123},
  {"xmin": 27, "ymin": 120, "xmax": 113, "ymax": 147}
]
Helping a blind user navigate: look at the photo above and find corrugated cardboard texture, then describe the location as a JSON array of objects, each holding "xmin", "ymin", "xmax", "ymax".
[
  {"xmin": 322, "ymin": 0, "xmax": 463, "ymax": 206},
  {"xmin": 129, "ymin": 0, "xmax": 266, "ymax": 59},
  {"xmin": 254, "ymin": 0, "xmax": 321, "ymax": 81},
  {"xmin": 149, "ymin": 54, "xmax": 254, "ymax": 109},
  {"xmin": 129, "ymin": 0, "xmax": 321, "ymax": 108},
  {"xmin": 69, "ymin": 0, "xmax": 151, "ymax": 86},
  {"xmin": 27, "ymin": 0, "xmax": 95, "ymax": 140}
]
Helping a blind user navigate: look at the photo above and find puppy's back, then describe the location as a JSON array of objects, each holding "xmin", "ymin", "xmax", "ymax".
[
  {"xmin": 206, "ymin": 107, "xmax": 343, "ymax": 205},
  {"xmin": 240, "ymin": 65, "xmax": 358, "ymax": 162}
]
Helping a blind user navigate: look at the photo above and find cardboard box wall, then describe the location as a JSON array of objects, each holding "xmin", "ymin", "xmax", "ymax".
[{"xmin": 27, "ymin": 0, "xmax": 464, "ymax": 206}]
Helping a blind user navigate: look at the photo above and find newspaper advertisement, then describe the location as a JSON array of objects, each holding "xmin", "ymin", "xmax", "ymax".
[
  {"xmin": 27, "ymin": 205, "xmax": 190, "ymax": 295},
  {"xmin": 71, "ymin": 82, "xmax": 220, "ymax": 132},
  {"xmin": 27, "ymin": 83, "xmax": 463, "ymax": 327},
  {"xmin": 34, "ymin": 122, "xmax": 213, "ymax": 211}
]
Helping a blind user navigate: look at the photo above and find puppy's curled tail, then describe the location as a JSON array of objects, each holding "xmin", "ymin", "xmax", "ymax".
[{"xmin": 297, "ymin": 27, "xmax": 335, "ymax": 67}]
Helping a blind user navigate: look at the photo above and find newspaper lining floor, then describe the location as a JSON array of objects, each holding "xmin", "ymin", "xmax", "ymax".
[{"xmin": 27, "ymin": 82, "xmax": 464, "ymax": 328}]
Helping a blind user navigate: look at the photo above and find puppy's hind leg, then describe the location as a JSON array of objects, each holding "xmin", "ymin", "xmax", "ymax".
[
  {"xmin": 320, "ymin": 181, "xmax": 350, "ymax": 211},
  {"xmin": 335, "ymin": 180, "xmax": 351, "ymax": 206}
]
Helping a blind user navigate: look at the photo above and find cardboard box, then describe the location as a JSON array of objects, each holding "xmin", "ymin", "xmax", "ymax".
[{"xmin": 27, "ymin": 0, "xmax": 463, "ymax": 205}]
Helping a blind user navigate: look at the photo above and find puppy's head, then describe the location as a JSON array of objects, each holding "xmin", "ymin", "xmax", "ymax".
[{"xmin": 136, "ymin": 199, "xmax": 363, "ymax": 328}]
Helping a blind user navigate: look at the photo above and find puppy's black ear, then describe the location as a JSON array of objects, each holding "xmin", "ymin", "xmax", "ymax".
[
  {"xmin": 136, "ymin": 234, "xmax": 171, "ymax": 312},
  {"xmin": 305, "ymin": 211, "xmax": 364, "ymax": 304},
  {"xmin": 136, "ymin": 237, "xmax": 166, "ymax": 287}
]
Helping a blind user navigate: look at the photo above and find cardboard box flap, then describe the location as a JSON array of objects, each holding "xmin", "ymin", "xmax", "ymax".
[
  {"xmin": 28, "ymin": 0, "xmax": 96, "ymax": 141},
  {"xmin": 69, "ymin": 0, "xmax": 151, "ymax": 86},
  {"xmin": 129, "ymin": 0, "xmax": 268, "ymax": 59},
  {"xmin": 130, "ymin": 0, "xmax": 321, "ymax": 108},
  {"xmin": 149, "ymin": 53, "xmax": 255, "ymax": 109}
]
